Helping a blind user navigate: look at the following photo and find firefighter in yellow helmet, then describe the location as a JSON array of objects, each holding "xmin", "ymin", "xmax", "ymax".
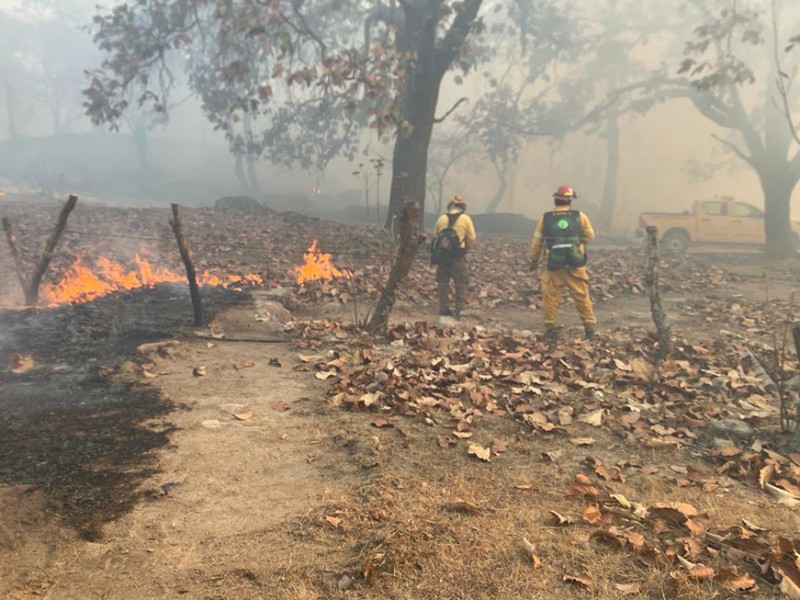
[
  {"xmin": 431, "ymin": 195, "xmax": 476, "ymax": 317},
  {"xmin": 529, "ymin": 185, "xmax": 597, "ymax": 340}
]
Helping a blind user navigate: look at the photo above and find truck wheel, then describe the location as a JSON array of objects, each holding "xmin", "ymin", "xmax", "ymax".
[{"xmin": 661, "ymin": 230, "xmax": 690, "ymax": 254}]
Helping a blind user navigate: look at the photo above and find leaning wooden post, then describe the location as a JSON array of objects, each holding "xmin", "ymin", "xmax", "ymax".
[
  {"xmin": 1, "ymin": 217, "xmax": 28, "ymax": 299},
  {"xmin": 169, "ymin": 203, "xmax": 204, "ymax": 326},
  {"xmin": 368, "ymin": 200, "xmax": 421, "ymax": 334},
  {"xmin": 26, "ymin": 194, "xmax": 78, "ymax": 306},
  {"xmin": 792, "ymin": 323, "xmax": 800, "ymax": 360},
  {"xmin": 645, "ymin": 226, "xmax": 671, "ymax": 362}
]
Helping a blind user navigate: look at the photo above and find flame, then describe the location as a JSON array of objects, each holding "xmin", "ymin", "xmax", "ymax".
[
  {"xmin": 41, "ymin": 253, "xmax": 263, "ymax": 305},
  {"xmin": 294, "ymin": 240, "xmax": 351, "ymax": 285}
]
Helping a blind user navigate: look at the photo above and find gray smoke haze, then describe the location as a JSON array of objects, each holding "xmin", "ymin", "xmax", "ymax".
[{"xmin": 0, "ymin": 0, "xmax": 796, "ymax": 237}]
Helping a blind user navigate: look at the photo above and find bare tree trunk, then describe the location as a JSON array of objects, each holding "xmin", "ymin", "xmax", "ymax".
[
  {"xmin": 598, "ymin": 112, "xmax": 620, "ymax": 234},
  {"xmin": 170, "ymin": 204, "xmax": 204, "ymax": 326},
  {"xmin": 1, "ymin": 217, "xmax": 28, "ymax": 298},
  {"xmin": 645, "ymin": 226, "xmax": 671, "ymax": 362},
  {"xmin": 760, "ymin": 165, "xmax": 799, "ymax": 258},
  {"xmin": 369, "ymin": 200, "xmax": 421, "ymax": 334},
  {"xmin": 243, "ymin": 111, "xmax": 263, "ymax": 198},
  {"xmin": 234, "ymin": 153, "xmax": 251, "ymax": 194},
  {"xmin": 486, "ymin": 159, "xmax": 509, "ymax": 213}
]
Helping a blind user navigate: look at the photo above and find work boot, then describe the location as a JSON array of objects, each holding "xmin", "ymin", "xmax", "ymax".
[
  {"xmin": 584, "ymin": 326, "xmax": 595, "ymax": 340},
  {"xmin": 439, "ymin": 308, "xmax": 453, "ymax": 317},
  {"xmin": 544, "ymin": 328, "xmax": 558, "ymax": 342}
]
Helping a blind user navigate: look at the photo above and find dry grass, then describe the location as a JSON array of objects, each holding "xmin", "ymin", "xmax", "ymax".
[{"xmin": 249, "ymin": 411, "xmax": 794, "ymax": 599}]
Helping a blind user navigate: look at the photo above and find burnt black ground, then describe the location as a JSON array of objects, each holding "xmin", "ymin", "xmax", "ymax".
[{"xmin": 0, "ymin": 284, "xmax": 250, "ymax": 540}]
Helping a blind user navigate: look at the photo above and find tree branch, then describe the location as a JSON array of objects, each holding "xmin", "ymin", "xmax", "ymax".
[
  {"xmin": 434, "ymin": 96, "xmax": 468, "ymax": 123},
  {"xmin": 710, "ymin": 133, "xmax": 754, "ymax": 166},
  {"xmin": 434, "ymin": 0, "xmax": 483, "ymax": 75}
]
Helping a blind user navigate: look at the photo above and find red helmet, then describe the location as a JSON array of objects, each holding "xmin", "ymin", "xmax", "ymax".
[{"xmin": 553, "ymin": 185, "xmax": 577, "ymax": 201}]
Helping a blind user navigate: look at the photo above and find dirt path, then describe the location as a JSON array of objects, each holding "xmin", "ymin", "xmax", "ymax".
[{"xmin": 0, "ymin": 302, "xmax": 364, "ymax": 599}]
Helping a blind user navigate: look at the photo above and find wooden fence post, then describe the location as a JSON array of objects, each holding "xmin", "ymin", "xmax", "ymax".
[
  {"xmin": 169, "ymin": 204, "xmax": 204, "ymax": 326},
  {"xmin": 1, "ymin": 216, "xmax": 28, "ymax": 299},
  {"xmin": 645, "ymin": 226, "xmax": 671, "ymax": 362},
  {"xmin": 26, "ymin": 194, "xmax": 78, "ymax": 306}
]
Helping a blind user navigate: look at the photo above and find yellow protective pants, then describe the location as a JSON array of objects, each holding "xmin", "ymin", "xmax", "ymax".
[{"xmin": 541, "ymin": 267, "xmax": 596, "ymax": 328}]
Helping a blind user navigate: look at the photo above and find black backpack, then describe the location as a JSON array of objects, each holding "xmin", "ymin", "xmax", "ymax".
[
  {"xmin": 542, "ymin": 210, "xmax": 587, "ymax": 271},
  {"xmin": 430, "ymin": 213, "xmax": 464, "ymax": 266}
]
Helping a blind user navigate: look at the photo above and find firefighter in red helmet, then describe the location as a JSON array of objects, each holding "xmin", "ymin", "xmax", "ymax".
[{"xmin": 529, "ymin": 185, "xmax": 597, "ymax": 340}]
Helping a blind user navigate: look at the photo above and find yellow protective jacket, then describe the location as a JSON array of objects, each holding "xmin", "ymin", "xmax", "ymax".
[
  {"xmin": 529, "ymin": 205, "xmax": 595, "ymax": 271},
  {"xmin": 434, "ymin": 209, "xmax": 476, "ymax": 250}
]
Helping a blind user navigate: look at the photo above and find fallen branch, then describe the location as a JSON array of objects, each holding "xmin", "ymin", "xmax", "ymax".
[
  {"xmin": 26, "ymin": 194, "xmax": 78, "ymax": 306},
  {"xmin": 645, "ymin": 226, "xmax": 671, "ymax": 362},
  {"xmin": 169, "ymin": 204, "xmax": 203, "ymax": 326},
  {"xmin": 1, "ymin": 216, "xmax": 28, "ymax": 298}
]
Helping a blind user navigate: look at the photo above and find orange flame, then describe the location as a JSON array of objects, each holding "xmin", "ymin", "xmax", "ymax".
[
  {"xmin": 294, "ymin": 240, "xmax": 351, "ymax": 285},
  {"xmin": 41, "ymin": 253, "xmax": 263, "ymax": 305}
]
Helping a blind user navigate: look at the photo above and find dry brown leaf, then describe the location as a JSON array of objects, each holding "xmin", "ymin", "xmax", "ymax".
[
  {"xmin": 631, "ymin": 357, "xmax": 656, "ymax": 383},
  {"xmin": 781, "ymin": 572, "xmax": 800, "ymax": 600},
  {"xmin": 315, "ymin": 369, "xmax": 338, "ymax": 380},
  {"xmin": 776, "ymin": 479, "xmax": 800, "ymax": 498},
  {"xmin": 686, "ymin": 465, "xmax": 713, "ymax": 482},
  {"xmin": 453, "ymin": 431, "xmax": 473, "ymax": 439},
  {"xmin": 521, "ymin": 538, "xmax": 542, "ymax": 567},
  {"xmin": 193, "ymin": 366, "xmax": 207, "ymax": 377},
  {"xmin": 595, "ymin": 464, "xmax": 624, "ymax": 482},
  {"xmin": 651, "ymin": 502, "xmax": 698, "ymax": 520},
  {"xmin": 233, "ymin": 411, "xmax": 253, "ymax": 421},
  {"xmin": 271, "ymin": 400, "xmax": 290, "ymax": 412},
  {"xmin": 491, "ymin": 438, "xmax": 508, "ymax": 454},
  {"xmin": 437, "ymin": 436, "xmax": 455, "ymax": 449},
  {"xmin": 325, "ymin": 515, "xmax": 342, "ymax": 528},
  {"xmin": 717, "ymin": 568, "xmax": 756, "ymax": 592},
  {"xmin": 579, "ymin": 408, "xmax": 605, "ymax": 427},
  {"xmin": 563, "ymin": 574, "xmax": 598, "ymax": 593},
  {"xmin": 298, "ymin": 353, "xmax": 323, "ymax": 363},
  {"xmin": 234, "ymin": 359, "xmax": 255, "ymax": 370},
  {"xmin": 370, "ymin": 416, "xmax": 391, "ymax": 428},
  {"xmin": 360, "ymin": 391, "xmax": 380, "ymax": 406},
  {"xmin": 566, "ymin": 483, "xmax": 600, "ymax": 499},
  {"xmin": 514, "ymin": 484, "xmax": 533, "ymax": 490},
  {"xmin": 759, "ymin": 463, "xmax": 775, "ymax": 488},
  {"xmin": 543, "ymin": 450, "xmax": 563, "ymax": 462},
  {"xmin": 765, "ymin": 482, "xmax": 800, "ymax": 507},
  {"xmin": 445, "ymin": 498, "xmax": 481, "ymax": 514},
  {"xmin": 467, "ymin": 444, "xmax": 491, "ymax": 462},
  {"xmin": 613, "ymin": 582, "xmax": 642, "ymax": 596},
  {"xmin": 550, "ymin": 510, "xmax": 575, "ymax": 525},
  {"xmin": 610, "ymin": 493, "xmax": 632, "ymax": 509},
  {"xmin": 570, "ymin": 437, "xmax": 596, "ymax": 446},
  {"xmin": 741, "ymin": 517, "xmax": 766, "ymax": 532},
  {"xmin": 677, "ymin": 555, "xmax": 714, "ymax": 579},
  {"xmin": 582, "ymin": 503, "xmax": 603, "ymax": 525}
]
